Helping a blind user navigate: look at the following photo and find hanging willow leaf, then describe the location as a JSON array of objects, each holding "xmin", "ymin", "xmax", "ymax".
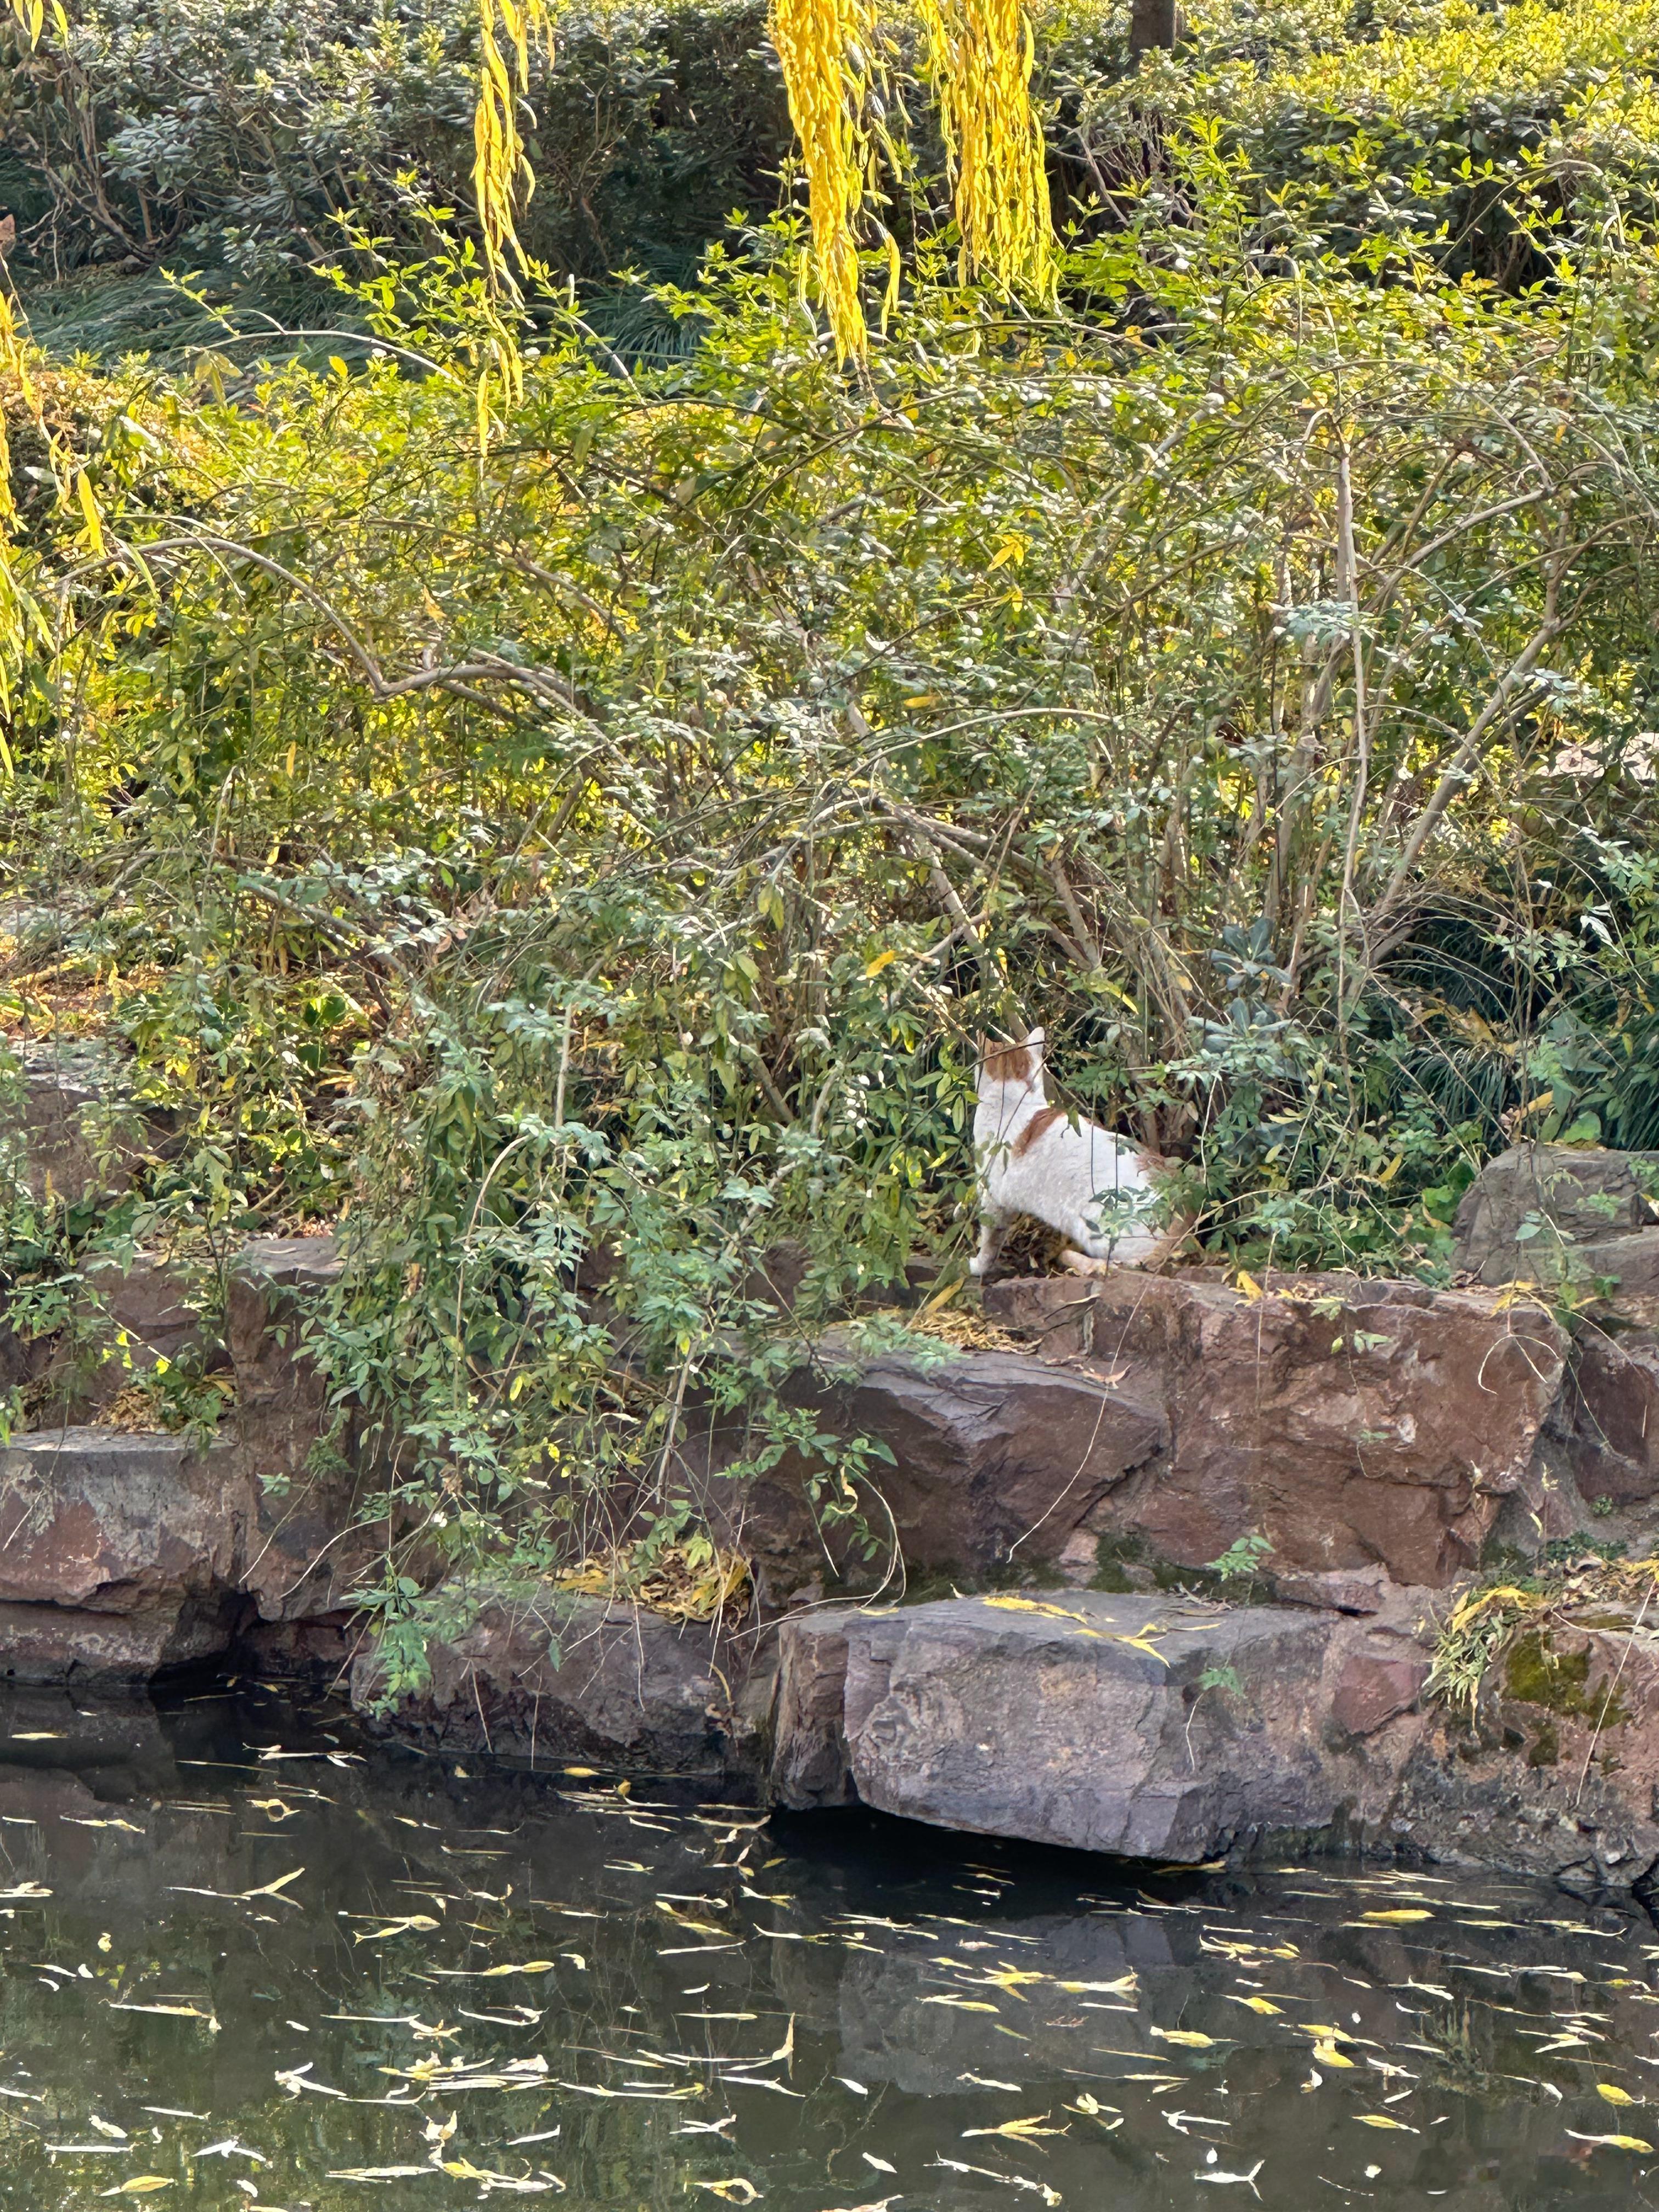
[
  {"xmin": 913, "ymin": 0, "xmax": 1053, "ymax": 297},
  {"xmin": 472, "ymin": 0, "xmax": 551, "ymax": 287},
  {"xmin": 768, "ymin": 0, "xmax": 881, "ymax": 358}
]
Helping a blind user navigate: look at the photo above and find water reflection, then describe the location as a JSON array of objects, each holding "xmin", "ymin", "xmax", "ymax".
[{"xmin": 0, "ymin": 1679, "xmax": 1651, "ymax": 2209}]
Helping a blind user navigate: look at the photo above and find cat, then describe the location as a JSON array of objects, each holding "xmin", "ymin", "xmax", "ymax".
[{"xmin": 969, "ymin": 1028, "xmax": 1183, "ymax": 1277}]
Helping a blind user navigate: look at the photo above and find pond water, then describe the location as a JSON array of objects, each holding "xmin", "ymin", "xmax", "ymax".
[{"xmin": 0, "ymin": 1680, "xmax": 1654, "ymax": 2211}]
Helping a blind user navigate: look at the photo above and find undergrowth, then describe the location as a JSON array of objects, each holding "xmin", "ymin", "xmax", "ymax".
[{"xmin": 8, "ymin": 3, "xmax": 1659, "ymax": 1666}]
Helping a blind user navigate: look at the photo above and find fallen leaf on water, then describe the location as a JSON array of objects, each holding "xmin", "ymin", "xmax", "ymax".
[
  {"xmin": 106, "ymin": 2000, "xmax": 219, "ymax": 2029},
  {"xmin": 1566, "ymin": 2132, "xmax": 1654, "ymax": 2153},
  {"xmin": 1227, "ymin": 1996, "xmax": 1282, "ymax": 2016},
  {"xmin": 1357, "ymin": 1910, "xmax": 1432, "ymax": 1925},
  {"xmin": 929, "ymin": 2155, "xmax": 1060, "ymax": 2204},
  {"xmin": 1599, "ymin": 2085, "xmax": 1641, "ymax": 2108},
  {"xmin": 1355, "ymin": 2116, "xmax": 1419, "ymax": 2133},
  {"xmin": 962, "ymin": 2115, "xmax": 1068, "ymax": 2142},
  {"xmin": 861, "ymin": 2154, "xmax": 896, "ymax": 2175},
  {"xmin": 1150, "ymin": 2029, "xmax": 1216, "ymax": 2050},
  {"xmin": 98, "ymin": 2182, "xmax": 173, "ymax": 2197},
  {"xmin": 689, "ymin": 2182, "xmax": 759, "ymax": 2204},
  {"xmin": 326, "ymin": 2168, "xmax": 435, "ymax": 2182}
]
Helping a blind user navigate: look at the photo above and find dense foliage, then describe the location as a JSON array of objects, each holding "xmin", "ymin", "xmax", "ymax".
[{"xmin": 7, "ymin": 0, "xmax": 1659, "ymax": 1651}]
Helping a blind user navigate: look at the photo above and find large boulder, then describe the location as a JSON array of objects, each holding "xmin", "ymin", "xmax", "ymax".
[
  {"xmin": 0, "ymin": 1428, "xmax": 247, "ymax": 1678},
  {"xmin": 771, "ymin": 1590, "xmax": 1425, "ymax": 1859},
  {"xmin": 983, "ymin": 1271, "xmax": 1566, "ymax": 1588},
  {"xmin": 768, "ymin": 1585, "xmax": 1659, "ymax": 1887},
  {"xmin": 1454, "ymin": 1141, "xmax": 1659, "ymax": 1289},
  {"xmin": 351, "ymin": 1588, "xmax": 767, "ymax": 1783},
  {"xmin": 702, "ymin": 1339, "xmax": 1166, "ymax": 1607}
]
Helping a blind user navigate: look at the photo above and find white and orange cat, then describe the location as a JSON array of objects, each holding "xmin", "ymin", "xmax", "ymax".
[{"xmin": 969, "ymin": 1028, "xmax": 1181, "ymax": 1277}]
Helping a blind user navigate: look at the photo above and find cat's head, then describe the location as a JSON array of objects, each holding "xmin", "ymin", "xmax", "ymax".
[{"xmin": 977, "ymin": 1025, "xmax": 1046, "ymax": 1097}]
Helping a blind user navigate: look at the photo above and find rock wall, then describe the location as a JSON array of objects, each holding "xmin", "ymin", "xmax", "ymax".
[{"xmin": 10, "ymin": 1071, "xmax": 1659, "ymax": 1890}]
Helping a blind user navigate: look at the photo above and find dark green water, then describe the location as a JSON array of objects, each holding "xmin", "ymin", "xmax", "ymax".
[{"xmin": 0, "ymin": 1681, "xmax": 1654, "ymax": 2210}]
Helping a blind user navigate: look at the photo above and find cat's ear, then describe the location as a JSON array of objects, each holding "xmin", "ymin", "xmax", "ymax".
[{"xmin": 1025, "ymin": 1025, "xmax": 1046, "ymax": 1056}]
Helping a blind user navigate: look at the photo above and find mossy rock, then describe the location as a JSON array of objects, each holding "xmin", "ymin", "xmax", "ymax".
[{"xmin": 1503, "ymin": 1628, "xmax": 1629, "ymax": 1729}]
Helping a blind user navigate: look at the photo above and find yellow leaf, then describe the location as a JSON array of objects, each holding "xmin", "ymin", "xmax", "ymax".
[
  {"xmin": 1356, "ymin": 2115, "xmax": 1419, "ymax": 2132},
  {"xmin": 75, "ymin": 470, "xmax": 104, "ymax": 555},
  {"xmin": 1312, "ymin": 2040, "xmax": 1355, "ymax": 2069},
  {"xmin": 99, "ymin": 2183, "xmax": 173, "ymax": 2197},
  {"xmin": 1359, "ymin": 1909, "xmax": 1432, "ymax": 1924},
  {"xmin": 1598, "ymin": 2084, "xmax": 1640, "ymax": 2107},
  {"xmin": 920, "ymin": 1996, "xmax": 1000, "ymax": 2013},
  {"xmin": 1566, "ymin": 2132, "xmax": 1654, "ymax": 2153},
  {"xmin": 1234, "ymin": 1270, "xmax": 1263, "ymax": 1300},
  {"xmin": 427, "ymin": 1960, "xmax": 557, "ymax": 1977},
  {"xmin": 1227, "ymin": 1995, "xmax": 1283, "ymax": 2016},
  {"xmin": 864, "ymin": 948, "xmax": 899, "ymax": 978},
  {"xmin": 1150, "ymin": 2028, "xmax": 1215, "ymax": 2049}
]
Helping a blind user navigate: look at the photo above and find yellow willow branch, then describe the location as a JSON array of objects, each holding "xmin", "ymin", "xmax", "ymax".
[
  {"xmin": 916, "ymin": 0, "xmax": 1054, "ymax": 297},
  {"xmin": 472, "ymin": 0, "xmax": 550, "ymax": 288},
  {"xmin": 770, "ymin": 0, "xmax": 881, "ymax": 359}
]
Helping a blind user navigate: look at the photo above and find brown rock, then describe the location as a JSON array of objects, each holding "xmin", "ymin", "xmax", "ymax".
[
  {"xmin": 1454, "ymin": 1142, "xmax": 1659, "ymax": 1286},
  {"xmin": 771, "ymin": 1593, "xmax": 1406, "ymax": 1858},
  {"xmin": 1271, "ymin": 1566, "xmax": 1393, "ymax": 1615},
  {"xmin": 1331, "ymin": 1649, "xmax": 1428, "ymax": 1737},
  {"xmin": 1576, "ymin": 1231, "xmax": 1659, "ymax": 1300},
  {"xmin": 228, "ymin": 1235, "xmax": 383, "ymax": 1638},
  {"xmin": 714, "ymin": 1342, "xmax": 1166, "ymax": 1604},
  {"xmin": 984, "ymin": 1271, "xmax": 1566, "ymax": 1588},
  {"xmin": 351, "ymin": 1589, "xmax": 764, "ymax": 1781},
  {"xmin": 40, "ymin": 1250, "xmax": 217, "ymax": 1417},
  {"xmin": 1397, "ymin": 1617, "xmax": 1659, "ymax": 1883},
  {"xmin": 2, "ymin": 1037, "xmax": 149, "ymax": 1204},
  {"xmin": 1563, "ymin": 1331, "xmax": 1659, "ymax": 1510},
  {"xmin": 0, "ymin": 1429, "xmax": 247, "ymax": 1679}
]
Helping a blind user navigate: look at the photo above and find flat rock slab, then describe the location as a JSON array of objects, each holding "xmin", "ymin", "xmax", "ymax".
[
  {"xmin": 772, "ymin": 1592, "xmax": 1359, "ymax": 1860},
  {"xmin": 985, "ymin": 1271, "xmax": 1565, "ymax": 1587}
]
